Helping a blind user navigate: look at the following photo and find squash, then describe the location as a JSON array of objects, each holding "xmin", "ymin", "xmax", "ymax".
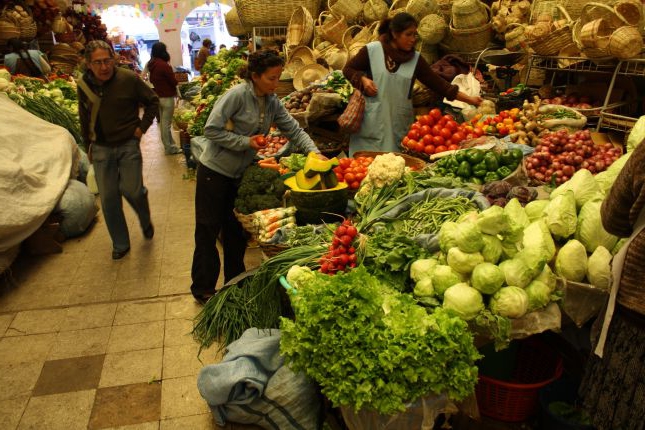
[
  {"xmin": 294, "ymin": 170, "xmax": 322, "ymax": 190},
  {"xmin": 303, "ymin": 152, "xmax": 340, "ymax": 178},
  {"xmin": 288, "ymin": 183, "xmax": 349, "ymax": 224}
]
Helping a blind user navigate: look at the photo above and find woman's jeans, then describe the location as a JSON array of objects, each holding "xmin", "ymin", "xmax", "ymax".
[
  {"xmin": 159, "ymin": 96, "xmax": 177, "ymax": 153},
  {"xmin": 91, "ymin": 139, "xmax": 152, "ymax": 252}
]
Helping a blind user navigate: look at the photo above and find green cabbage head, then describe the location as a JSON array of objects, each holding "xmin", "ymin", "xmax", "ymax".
[
  {"xmin": 447, "ymin": 247, "xmax": 485, "ymax": 275},
  {"xmin": 477, "ymin": 205, "xmax": 508, "ymax": 235},
  {"xmin": 525, "ymin": 280, "xmax": 552, "ymax": 311},
  {"xmin": 575, "ymin": 199, "xmax": 618, "ymax": 253},
  {"xmin": 431, "ymin": 265, "xmax": 463, "ymax": 297},
  {"xmin": 490, "ymin": 286, "xmax": 529, "ymax": 318},
  {"xmin": 524, "ymin": 199, "xmax": 549, "ymax": 223},
  {"xmin": 586, "ymin": 246, "xmax": 612, "ymax": 290},
  {"xmin": 442, "ymin": 283, "xmax": 484, "ymax": 321},
  {"xmin": 454, "ymin": 221, "xmax": 484, "ymax": 253},
  {"xmin": 410, "ymin": 258, "xmax": 438, "ymax": 282},
  {"xmin": 481, "ymin": 234, "xmax": 503, "ymax": 264},
  {"xmin": 555, "ymin": 239, "xmax": 588, "ymax": 282},
  {"xmin": 471, "ymin": 262, "xmax": 505, "ymax": 295}
]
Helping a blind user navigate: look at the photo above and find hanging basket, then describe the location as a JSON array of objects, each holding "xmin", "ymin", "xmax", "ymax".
[
  {"xmin": 444, "ymin": 19, "xmax": 493, "ymax": 52},
  {"xmin": 225, "ymin": 6, "xmax": 248, "ymax": 36},
  {"xmin": 324, "ymin": 45, "xmax": 349, "ymax": 70},
  {"xmin": 614, "ymin": 0, "xmax": 643, "ymax": 26},
  {"xmin": 388, "ymin": 0, "xmax": 410, "ymax": 18},
  {"xmin": 418, "ymin": 14, "xmax": 447, "ymax": 45},
  {"xmin": 0, "ymin": 19, "xmax": 20, "ymax": 45},
  {"xmin": 451, "ymin": 0, "xmax": 491, "ymax": 30},
  {"xmin": 505, "ymin": 23, "xmax": 528, "ymax": 52},
  {"xmin": 287, "ymin": 6, "xmax": 315, "ymax": 48},
  {"xmin": 329, "ymin": 0, "xmax": 363, "ymax": 23},
  {"xmin": 406, "ymin": 0, "xmax": 438, "ymax": 21},
  {"xmin": 363, "ymin": 0, "xmax": 389, "ymax": 24},
  {"xmin": 318, "ymin": 11, "xmax": 348, "ymax": 46},
  {"xmin": 19, "ymin": 20, "xmax": 37, "ymax": 40},
  {"xmin": 608, "ymin": 25, "xmax": 643, "ymax": 59},
  {"xmin": 579, "ymin": 18, "xmax": 612, "ymax": 49},
  {"xmin": 236, "ymin": 0, "xmax": 322, "ymax": 28},
  {"xmin": 528, "ymin": 6, "xmax": 573, "ymax": 56}
]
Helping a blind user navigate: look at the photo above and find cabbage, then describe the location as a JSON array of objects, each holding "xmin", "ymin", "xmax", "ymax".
[
  {"xmin": 414, "ymin": 277, "xmax": 435, "ymax": 297},
  {"xmin": 498, "ymin": 258, "xmax": 533, "ymax": 289},
  {"xmin": 587, "ymin": 246, "xmax": 612, "ymax": 290},
  {"xmin": 439, "ymin": 222, "xmax": 459, "ymax": 253},
  {"xmin": 286, "ymin": 265, "xmax": 315, "ymax": 290},
  {"xmin": 575, "ymin": 199, "xmax": 618, "ymax": 253},
  {"xmin": 612, "ymin": 238, "xmax": 628, "ymax": 255},
  {"xmin": 489, "ymin": 286, "xmax": 529, "ymax": 318},
  {"xmin": 522, "ymin": 219, "xmax": 556, "ymax": 262},
  {"xmin": 501, "ymin": 237, "xmax": 521, "ymax": 260},
  {"xmin": 525, "ymin": 200, "xmax": 549, "ymax": 222},
  {"xmin": 555, "ymin": 239, "xmax": 588, "ymax": 282},
  {"xmin": 595, "ymin": 153, "xmax": 631, "ymax": 194},
  {"xmin": 410, "ymin": 258, "xmax": 438, "ymax": 282},
  {"xmin": 477, "ymin": 206, "xmax": 508, "ymax": 235},
  {"xmin": 471, "ymin": 262, "xmax": 505, "ymax": 295},
  {"xmin": 447, "ymin": 247, "xmax": 485, "ymax": 275},
  {"xmin": 454, "ymin": 221, "xmax": 484, "ymax": 253},
  {"xmin": 544, "ymin": 190, "xmax": 577, "ymax": 239},
  {"xmin": 550, "ymin": 169, "xmax": 602, "ymax": 210},
  {"xmin": 516, "ymin": 248, "xmax": 547, "ymax": 279},
  {"xmin": 442, "ymin": 283, "xmax": 484, "ymax": 321},
  {"xmin": 432, "ymin": 265, "xmax": 464, "ymax": 297},
  {"xmin": 504, "ymin": 198, "xmax": 530, "ymax": 230},
  {"xmin": 534, "ymin": 265, "xmax": 557, "ymax": 292},
  {"xmin": 481, "ymin": 234, "xmax": 503, "ymax": 264},
  {"xmin": 626, "ymin": 115, "xmax": 645, "ymax": 153},
  {"xmin": 525, "ymin": 280, "xmax": 552, "ymax": 311}
]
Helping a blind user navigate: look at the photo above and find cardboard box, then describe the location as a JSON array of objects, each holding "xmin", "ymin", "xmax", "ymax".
[{"xmin": 590, "ymin": 131, "xmax": 625, "ymax": 150}]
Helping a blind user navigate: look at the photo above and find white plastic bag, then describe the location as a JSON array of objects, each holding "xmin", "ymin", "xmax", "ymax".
[
  {"xmin": 86, "ymin": 165, "xmax": 99, "ymax": 194},
  {"xmin": 443, "ymin": 73, "xmax": 481, "ymax": 110}
]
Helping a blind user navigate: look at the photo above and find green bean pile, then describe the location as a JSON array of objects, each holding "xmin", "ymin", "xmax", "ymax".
[{"xmin": 397, "ymin": 196, "xmax": 477, "ymax": 237}]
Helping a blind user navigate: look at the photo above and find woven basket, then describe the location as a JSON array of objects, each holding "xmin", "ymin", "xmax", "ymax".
[
  {"xmin": 0, "ymin": 19, "xmax": 20, "ymax": 44},
  {"xmin": 51, "ymin": 14, "xmax": 69, "ymax": 34},
  {"xmin": 329, "ymin": 0, "xmax": 363, "ymax": 23},
  {"xmin": 225, "ymin": 6, "xmax": 248, "ymax": 36},
  {"xmin": 444, "ymin": 20, "xmax": 493, "ymax": 52},
  {"xmin": 580, "ymin": 2, "xmax": 631, "ymax": 30},
  {"xmin": 614, "ymin": 0, "xmax": 643, "ymax": 26},
  {"xmin": 20, "ymin": 20, "xmax": 37, "ymax": 39},
  {"xmin": 346, "ymin": 23, "xmax": 377, "ymax": 58},
  {"xmin": 363, "ymin": 0, "xmax": 389, "ymax": 24},
  {"xmin": 259, "ymin": 242, "xmax": 290, "ymax": 258},
  {"xmin": 579, "ymin": 18, "xmax": 612, "ymax": 49},
  {"xmin": 437, "ymin": 0, "xmax": 452, "ymax": 21},
  {"xmin": 528, "ymin": 6, "xmax": 573, "ymax": 56},
  {"xmin": 418, "ymin": 14, "xmax": 447, "ymax": 44},
  {"xmin": 236, "ymin": 0, "xmax": 322, "ymax": 28},
  {"xmin": 388, "ymin": 0, "xmax": 410, "ymax": 18},
  {"xmin": 451, "ymin": 0, "xmax": 491, "ymax": 30},
  {"xmin": 287, "ymin": 6, "xmax": 314, "ymax": 48},
  {"xmin": 608, "ymin": 25, "xmax": 643, "ymax": 58},
  {"xmin": 323, "ymin": 45, "xmax": 349, "ymax": 69},
  {"xmin": 505, "ymin": 23, "xmax": 528, "ymax": 52},
  {"xmin": 557, "ymin": 44, "xmax": 586, "ymax": 68},
  {"xmin": 318, "ymin": 11, "xmax": 348, "ymax": 46},
  {"xmin": 406, "ymin": 0, "xmax": 438, "ymax": 21},
  {"xmin": 234, "ymin": 209, "xmax": 258, "ymax": 237}
]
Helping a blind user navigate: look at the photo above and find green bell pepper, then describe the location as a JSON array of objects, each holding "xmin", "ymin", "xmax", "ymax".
[
  {"xmin": 499, "ymin": 150, "xmax": 515, "ymax": 166},
  {"xmin": 470, "ymin": 177, "xmax": 483, "ymax": 185},
  {"xmin": 457, "ymin": 161, "xmax": 472, "ymax": 178},
  {"xmin": 497, "ymin": 166, "xmax": 513, "ymax": 179},
  {"xmin": 484, "ymin": 152, "xmax": 499, "ymax": 171},
  {"xmin": 484, "ymin": 171, "xmax": 501, "ymax": 183},
  {"xmin": 510, "ymin": 148, "xmax": 524, "ymax": 162},
  {"xmin": 455, "ymin": 151, "xmax": 467, "ymax": 164},
  {"xmin": 472, "ymin": 161, "xmax": 488, "ymax": 178},
  {"xmin": 466, "ymin": 149, "xmax": 485, "ymax": 165},
  {"xmin": 446, "ymin": 157, "xmax": 460, "ymax": 171},
  {"xmin": 434, "ymin": 167, "xmax": 446, "ymax": 176}
]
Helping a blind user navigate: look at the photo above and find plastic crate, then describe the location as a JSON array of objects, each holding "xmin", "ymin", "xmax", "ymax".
[{"xmin": 475, "ymin": 336, "xmax": 564, "ymax": 422}]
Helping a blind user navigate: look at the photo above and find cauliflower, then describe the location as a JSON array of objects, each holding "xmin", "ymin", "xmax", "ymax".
[{"xmin": 356, "ymin": 153, "xmax": 406, "ymax": 198}]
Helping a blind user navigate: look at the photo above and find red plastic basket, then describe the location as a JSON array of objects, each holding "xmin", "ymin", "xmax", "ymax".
[{"xmin": 475, "ymin": 337, "xmax": 564, "ymax": 422}]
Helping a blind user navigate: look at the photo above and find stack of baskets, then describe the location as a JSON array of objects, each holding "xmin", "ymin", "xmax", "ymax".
[
  {"xmin": 49, "ymin": 43, "xmax": 81, "ymax": 75},
  {"xmin": 224, "ymin": 5, "xmax": 248, "ymax": 37},
  {"xmin": 526, "ymin": 4, "xmax": 574, "ymax": 56},
  {"xmin": 236, "ymin": 0, "xmax": 323, "ymax": 28},
  {"xmin": 441, "ymin": 0, "xmax": 493, "ymax": 53},
  {"xmin": 1, "ymin": 5, "xmax": 35, "ymax": 44},
  {"xmin": 287, "ymin": 6, "xmax": 315, "ymax": 49}
]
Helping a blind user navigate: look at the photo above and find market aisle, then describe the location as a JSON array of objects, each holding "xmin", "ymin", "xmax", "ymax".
[{"xmin": 0, "ymin": 124, "xmax": 264, "ymax": 430}]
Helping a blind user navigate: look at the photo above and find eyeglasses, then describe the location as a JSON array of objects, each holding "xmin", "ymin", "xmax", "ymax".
[{"xmin": 90, "ymin": 58, "xmax": 115, "ymax": 67}]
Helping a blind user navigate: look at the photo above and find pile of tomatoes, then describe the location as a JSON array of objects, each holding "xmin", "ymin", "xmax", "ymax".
[
  {"xmin": 466, "ymin": 108, "xmax": 521, "ymax": 136},
  {"xmin": 333, "ymin": 156, "xmax": 374, "ymax": 190},
  {"xmin": 319, "ymin": 219, "xmax": 359, "ymax": 275},
  {"xmin": 401, "ymin": 108, "xmax": 467, "ymax": 156}
]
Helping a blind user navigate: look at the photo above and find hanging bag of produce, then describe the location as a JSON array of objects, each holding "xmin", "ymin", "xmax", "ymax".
[{"xmin": 337, "ymin": 89, "xmax": 365, "ymax": 134}]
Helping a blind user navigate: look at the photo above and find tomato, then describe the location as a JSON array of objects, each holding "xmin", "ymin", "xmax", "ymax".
[
  {"xmin": 473, "ymin": 127, "xmax": 484, "ymax": 137},
  {"xmin": 448, "ymin": 144, "xmax": 460, "ymax": 151},
  {"xmin": 355, "ymin": 172, "xmax": 366, "ymax": 182},
  {"xmin": 410, "ymin": 122, "xmax": 421, "ymax": 130},
  {"xmin": 351, "ymin": 181, "xmax": 361, "ymax": 189},
  {"xmin": 497, "ymin": 126, "xmax": 509, "ymax": 136},
  {"xmin": 445, "ymin": 120, "xmax": 458, "ymax": 131},
  {"xmin": 451, "ymin": 131, "xmax": 465, "ymax": 143},
  {"xmin": 254, "ymin": 136, "xmax": 267, "ymax": 147},
  {"xmin": 420, "ymin": 125, "xmax": 431, "ymax": 136},
  {"xmin": 407, "ymin": 139, "xmax": 418, "ymax": 152},
  {"xmin": 499, "ymin": 111, "xmax": 509, "ymax": 119},
  {"xmin": 344, "ymin": 172, "xmax": 356, "ymax": 183},
  {"xmin": 422, "ymin": 134, "xmax": 434, "ymax": 146},
  {"xmin": 339, "ymin": 158, "xmax": 352, "ymax": 168},
  {"xmin": 414, "ymin": 142, "xmax": 424, "ymax": 153},
  {"xmin": 424, "ymin": 144, "xmax": 436, "ymax": 155},
  {"xmin": 402, "ymin": 136, "xmax": 409, "ymax": 146},
  {"xmin": 407, "ymin": 129, "xmax": 420, "ymax": 140},
  {"xmin": 435, "ymin": 145, "xmax": 448, "ymax": 153},
  {"xmin": 440, "ymin": 128, "xmax": 452, "ymax": 140},
  {"xmin": 442, "ymin": 114, "xmax": 454, "ymax": 123},
  {"xmin": 432, "ymin": 135, "xmax": 445, "ymax": 146},
  {"xmin": 429, "ymin": 108, "xmax": 442, "ymax": 120},
  {"xmin": 503, "ymin": 118, "xmax": 514, "ymax": 125},
  {"xmin": 431, "ymin": 125, "xmax": 442, "ymax": 136},
  {"xmin": 418, "ymin": 115, "xmax": 431, "ymax": 126}
]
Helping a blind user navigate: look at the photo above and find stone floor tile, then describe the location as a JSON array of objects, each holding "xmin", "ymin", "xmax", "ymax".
[
  {"xmin": 102, "ymin": 422, "xmax": 160, "ymax": 430},
  {"xmin": 33, "ymin": 355, "xmax": 105, "ymax": 396},
  {"xmin": 160, "ymin": 257, "xmax": 192, "ymax": 278},
  {"xmin": 163, "ymin": 318, "xmax": 195, "ymax": 347},
  {"xmin": 48, "ymin": 326, "xmax": 111, "ymax": 360},
  {"xmin": 99, "ymin": 348, "xmax": 163, "ymax": 388},
  {"xmin": 165, "ymin": 295, "xmax": 202, "ymax": 320},
  {"xmin": 162, "ymin": 343, "xmax": 222, "ymax": 379},
  {"xmin": 61, "ymin": 303, "xmax": 117, "ymax": 331},
  {"xmin": 6, "ymin": 308, "xmax": 68, "ymax": 336},
  {"xmin": 112, "ymin": 277, "xmax": 161, "ymax": 301},
  {"xmin": 114, "ymin": 300, "xmax": 166, "ymax": 326},
  {"xmin": 0, "ymin": 333, "xmax": 57, "ymax": 365},
  {"xmin": 18, "ymin": 389, "xmax": 95, "ymax": 430},
  {"xmin": 107, "ymin": 321, "xmax": 164, "ymax": 354},
  {"xmin": 0, "ymin": 361, "xmax": 45, "ymax": 401},
  {"xmin": 0, "ymin": 396, "xmax": 30, "ymax": 430},
  {"xmin": 117, "ymin": 259, "xmax": 163, "ymax": 283},
  {"xmin": 72, "ymin": 262, "xmax": 119, "ymax": 285},
  {"xmin": 159, "ymin": 275, "xmax": 191, "ymax": 297},
  {"xmin": 161, "ymin": 376, "xmax": 210, "ymax": 419},
  {"xmin": 89, "ymin": 382, "xmax": 162, "ymax": 429},
  {"xmin": 65, "ymin": 281, "xmax": 116, "ymax": 306},
  {"xmin": 0, "ymin": 313, "xmax": 14, "ymax": 336},
  {"xmin": 160, "ymin": 414, "xmax": 216, "ymax": 430},
  {"xmin": 9, "ymin": 286, "xmax": 69, "ymax": 312}
]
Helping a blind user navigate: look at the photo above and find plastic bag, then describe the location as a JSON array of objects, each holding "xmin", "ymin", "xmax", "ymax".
[
  {"xmin": 443, "ymin": 73, "xmax": 481, "ymax": 110},
  {"xmin": 510, "ymin": 302, "xmax": 562, "ymax": 339},
  {"xmin": 55, "ymin": 179, "xmax": 98, "ymax": 238},
  {"xmin": 558, "ymin": 278, "xmax": 608, "ymax": 327}
]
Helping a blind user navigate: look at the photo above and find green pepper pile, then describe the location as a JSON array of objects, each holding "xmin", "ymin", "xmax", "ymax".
[{"xmin": 432, "ymin": 148, "xmax": 524, "ymax": 185}]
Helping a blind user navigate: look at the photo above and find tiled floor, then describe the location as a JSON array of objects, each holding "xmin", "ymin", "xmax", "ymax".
[{"xmin": 0, "ymin": 124, "xmax": 264, "ymax": 430}]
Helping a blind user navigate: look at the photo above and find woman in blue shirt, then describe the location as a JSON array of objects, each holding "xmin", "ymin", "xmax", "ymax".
[
  {"xmin": 190, "ymin": 49, "xmax": 320, "ymax": 304},
  {"xmin": 4, "ymin": 38, "xmax": 50, "ymax": 77}
]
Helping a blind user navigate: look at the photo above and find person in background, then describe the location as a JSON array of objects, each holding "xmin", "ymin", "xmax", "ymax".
[
  {"xmin": 77, "ymin": 40, "xmax": 159, "ymax": 260},
  {"xmin": 342, "ymin": 12, "xmax": 483, "ymax": 156},
  {"xmin": 4, "ymin": 38, "xmax": 51, "ymax": 78},
  {"xmin": 194, "ymin": 38, "xmax": 212, "ymax": 73},
  {"xmin": 578, "ymin": 139, "xmax": 645, "ymax": 429},
  {"xmin": 219, "ymin": 43, "xmax": 227, "ymax": 52},
  {"xmin": 148, "ymin": 42, "xmax": 182, "ymax": 155},
  {"xmin": 189, "ymin": 50, "xmax": 321, "ymax": 304}
]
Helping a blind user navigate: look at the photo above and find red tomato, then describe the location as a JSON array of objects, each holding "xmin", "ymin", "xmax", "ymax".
[
  {"xmin": 410, "ymin": 122, "xmax": 421, "ymax": 130},
  {"xmin": 355, "ymin": 172, "xmax": 366, "ymax": 182},
  {"xmin": 451, "ymin": 132, "xmax": 465, "ymax": 144},
  {"xmin": 431, "ymin": 125, "xmax": 442, "ymax": 136},
  {"xmin": 432, "ymin": 135, "xmax": 445, "ymax": 146},
  {"xmin": 407, "ymin": 139, "xmax": 418, "ymax": 151},
  {"xmin": 418, "ymin": 115, "xmax": 431, "ymax": 126},
  {"xmin": 344, "ymin": 172, "xmax": 356, "ymax": 183},
  {"xmin": 422, "ymin": 134, "xmax": 434, "ymax": 146},
  {"xmin": 446, "ymin": 120, "xmax": 458, "ymax": 131},
  {"xmin": 339, "ymin": 158, "xmax": 352, "ymax": 168},
  {"xmin": 440, "ymin": 128, "xmax": 452, "ymax": 140},
  {"xmin": 442, "ymin": 114, "xmax": 454, "ymax": 123},
  {"xmin": 499, "ymin": 111, "xmax": 509, "ymax": 119},
  {"xmin": 473, "ymin": 127, "xmax": 484, "ymax": 137},
  {"xmin": 414, "ymin": 142, "xmax": 424, "ymax": 153},
  {"xmin": 498, "ymin": 126, "xmax": 509, "ymax": 136},
  {"xmin": 429, "ymin": 108, "xmax": 442, "ymax": 120},
  {"xmin": 420, "ymin": 125, "xmax": 431, "ymax": 136},
  {"xmin": 435, "ymin": 145, "xmax": 448, "ymax": 153},
  {"xmin": 402, "ymin": 136, "xmax": 409, "ymax": 146},
  {"xmin": 424, "ymin": 144, "xmax": 436, "ymax": 155},
  {"xmin": 448, "ymin": 144, "xmax": 460, "ymax": 151},
  {"xmin": 407, "ymin": 130, "xmax": 420, "ymax": 140},
  {"xmin": 351, "ymin": 181, "xmax": 361, "ymax": 189}
]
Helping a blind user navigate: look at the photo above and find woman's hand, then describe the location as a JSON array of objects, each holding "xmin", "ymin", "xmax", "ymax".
[
  {"xmin": 249, "ymin": 134, "xmax": 266, "ymax": 151},
  {"xmin": 361, "ymin": 76, "xmax": 378, "ymax": 97},
  {"xmin": 457, "ymin": 92, "xmax": 485, "ymax": 107},
  {"xmin": 134, "ymin": 127, "xmax": 143, "ymax": 139}
]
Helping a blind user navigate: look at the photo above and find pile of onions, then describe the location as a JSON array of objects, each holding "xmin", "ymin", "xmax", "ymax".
[{"xmin": 524, "ymin": 129, "xmax": 622, "ymax": 185}]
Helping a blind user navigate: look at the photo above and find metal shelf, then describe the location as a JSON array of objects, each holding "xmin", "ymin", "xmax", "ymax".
[
  {"xmin": 616, "ymin": 59, "xmax": 645, "ymax": 77},
  {"xmin": 528, "ymin": 55, "xmax": 617, "ymax": 74},
  {"xmin": 598, "ymin": 112, "xmax": 638, "ymax": 133}
]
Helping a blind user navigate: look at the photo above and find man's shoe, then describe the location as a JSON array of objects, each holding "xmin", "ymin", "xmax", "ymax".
[
  {"xmin": 143, "ymin": 223, "xmax": 154, "ymax": 239},
  {"xmin": 165, "ymin": 147, "xmax": 182, "ymax": 155},
  {"xmin": 112, "ymin": 247, "xmax": 130, "ymax": 260}
]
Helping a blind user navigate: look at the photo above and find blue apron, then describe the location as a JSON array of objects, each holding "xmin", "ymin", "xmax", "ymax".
[{"xmin": 349, "ymin": 41, "xmax": 419, "ymax": 156}]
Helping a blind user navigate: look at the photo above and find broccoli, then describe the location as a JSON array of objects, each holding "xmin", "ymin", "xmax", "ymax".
[{"xmin": 234, "ymin": 165, "xmax": 286, "ymax": 214}]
